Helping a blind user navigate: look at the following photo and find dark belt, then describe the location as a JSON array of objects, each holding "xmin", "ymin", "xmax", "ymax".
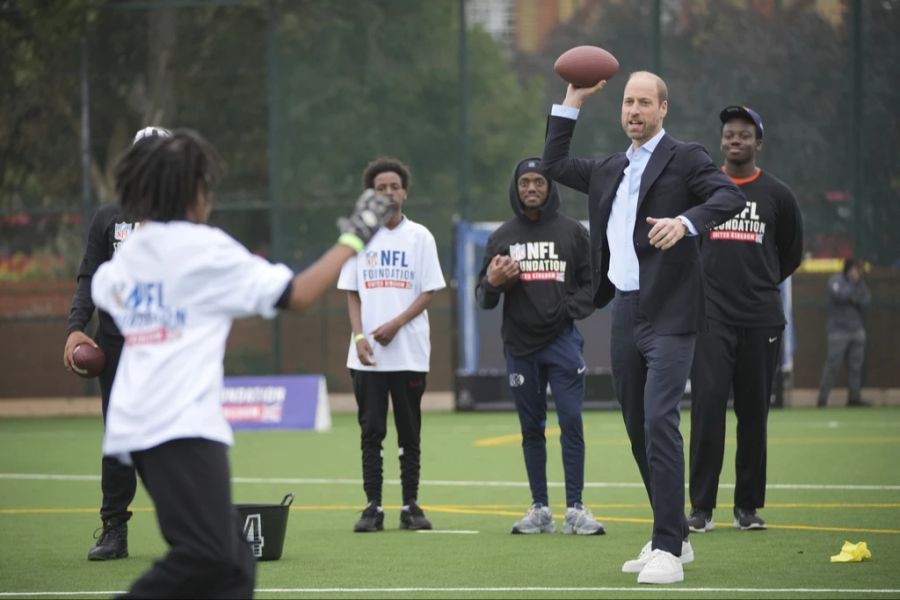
[{"xmin": 615, "ymin": 288, "xmax": 639, "ymax": 298}]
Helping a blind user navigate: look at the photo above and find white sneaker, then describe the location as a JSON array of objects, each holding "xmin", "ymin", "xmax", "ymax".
[
  {"xmin": 622, "ymin": 540, "xmax": 694, "ymax": 573},
  {"xmin": 637, "ymin": 549, "xmax": 684, "ymax": 584}
]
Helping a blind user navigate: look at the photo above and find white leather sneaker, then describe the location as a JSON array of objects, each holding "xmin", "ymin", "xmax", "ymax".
[
  {"xmin": 637, "ymin": 549, "xmax": 684, "ymax": 584},
  {"xmin": 622, "ymin": 539, "xmax": 694, "ymax": 573}
]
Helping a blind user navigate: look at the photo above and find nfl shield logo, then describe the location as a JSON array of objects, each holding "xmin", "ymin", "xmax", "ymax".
[
  {"xmin": 509, "ymin": 243, "xmax": 526, "ymax": 262},
  {"xmin": 114, "ymin": 222, "xmax": 132, "ymax": 241},
  {"xmin": 365, "ymin": 251, "xmax": 378, "ymax": 267}
]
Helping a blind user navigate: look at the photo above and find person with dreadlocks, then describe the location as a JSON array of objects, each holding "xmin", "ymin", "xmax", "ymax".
[{"xmin": 91, "ymin": 129, "xmax": 394, "ymax": 598}]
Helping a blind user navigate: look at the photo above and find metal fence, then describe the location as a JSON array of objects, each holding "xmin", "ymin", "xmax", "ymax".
[{"xmin": 2, "ymin": 0, "xmax": 898, "ymax": 378}]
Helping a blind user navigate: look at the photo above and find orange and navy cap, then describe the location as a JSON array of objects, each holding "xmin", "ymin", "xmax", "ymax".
[{"xmin": 720, "ymin": 105, "xmax": 764, "ymax": 139}]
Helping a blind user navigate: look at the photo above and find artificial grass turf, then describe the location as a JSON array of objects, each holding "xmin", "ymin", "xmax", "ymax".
[{"xmin": 0, "ymin": 407, "xmax": 898, "ymax": 599}]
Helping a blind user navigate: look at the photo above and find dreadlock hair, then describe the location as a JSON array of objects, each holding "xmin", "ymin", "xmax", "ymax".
[
  {"xmin": 115, "ymin": 129, "xmax": 222, "ymax": 223},
  {"xmin": 362, "ymin": 156, "xmax": 411, "ymax": 191}
]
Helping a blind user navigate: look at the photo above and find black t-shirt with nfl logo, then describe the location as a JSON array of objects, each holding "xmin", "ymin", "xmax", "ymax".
[{"xmin": 700, "ymin": 168, "xmax": 804, "ymax": 327}]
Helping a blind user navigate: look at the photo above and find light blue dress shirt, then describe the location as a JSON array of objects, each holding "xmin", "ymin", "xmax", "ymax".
[
  {"xmin": 550, "ymin": 104, "xmax": 696, "ymax": 292},
  {"xmin": 606, "ymin": 128, "xmax": 666, "ymax": 290}
]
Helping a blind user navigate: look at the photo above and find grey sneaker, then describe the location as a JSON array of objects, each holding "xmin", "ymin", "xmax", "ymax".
[
  {"xmin": 511, "ymin": 503, "xmax": 556, "ymax": 534},
  {"xmin": 733, "ymin": 507, "xmax": 767, "ymax": 530},
  {"xmin": 562, "ymin": 503, "xmax": 606, "ymax": 535},
  {"xmin": 688, "ymin": 508, "xmax": 714, "ymax": 533}
]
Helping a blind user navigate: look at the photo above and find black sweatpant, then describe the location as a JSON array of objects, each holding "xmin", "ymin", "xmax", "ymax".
[
  {"xmin": 98, "ymin": 338, "xmax": 137, "ymax": 524},
  {"xmin": 124, "ymin": 438, "xmax": 256, "ymax": 599},
  {"xmin": 350, "ymin": 370, "xmax": 426, "ymax": 506},
  {"xmin": 689, "ymin": 320, "xmax": 782, "ymax": 512}
]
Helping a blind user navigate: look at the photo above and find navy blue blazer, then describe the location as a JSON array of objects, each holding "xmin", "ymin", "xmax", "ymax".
[{"xmin": 542, "ymin": 114, "xmax": 745, "ymax": 335}]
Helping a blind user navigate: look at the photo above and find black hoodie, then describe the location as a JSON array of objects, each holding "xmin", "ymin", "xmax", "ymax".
[{"xmin": 476, "ymin": 157, "xmax": 594, "ymax": 357}]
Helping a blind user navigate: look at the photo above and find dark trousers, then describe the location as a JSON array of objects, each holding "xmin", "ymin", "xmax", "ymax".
[
  {"xmin": 505, "ymin": 324, "xmax": 586, "ymax": 507},
  {"xmin": 817, "ymin": 329, "xmax": 866, "ymax": 405},
  {"xmin": 689, "ymin": 320, "xmax": 782, "ymax": 512},
  {"xmin": 98, "ymin": 339, "xmax": 137, "ymax": 524},
  {"xmin": 610, "ymin": 291, "xmax": 693, "ymax": 556},
  {"xmin": 124, "ymin": 438, "xmax": 256, "ymax": 599},
  {"xmin": 350, "ymin": 370, "xmax": 426, "ymax": 506}
]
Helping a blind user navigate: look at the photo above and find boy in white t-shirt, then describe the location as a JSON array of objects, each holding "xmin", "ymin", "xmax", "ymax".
[
  {"xmin": 91, "ymin": 130, "xmax": 394, "ymax": 598},
  {"xmin": 338, "ymin": 157, "xmax": 446, "ymax": 532}
]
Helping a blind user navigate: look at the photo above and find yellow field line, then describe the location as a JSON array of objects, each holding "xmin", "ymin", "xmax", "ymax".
[
  {"xmin": 3, "ymin": 504, "xmax": 898, "ymax": 535},
  {"xmin": 473, "ymin": 432, "xmax": 900, "ymax": 447},
  {"xmin": 3, "ymin": 501, "xmax": 899, "ymax": 515}
]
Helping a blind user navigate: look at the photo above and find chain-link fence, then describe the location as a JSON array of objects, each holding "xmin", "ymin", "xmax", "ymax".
[{"xmin": 2, "ymin": 0, "xmax": 898, "ymax": 391}]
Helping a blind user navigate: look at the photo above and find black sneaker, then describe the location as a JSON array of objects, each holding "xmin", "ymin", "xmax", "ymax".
[
  {"xmin": 687, "ymin": 508, "xmax": 714, "ymax": 533},
  {"xmin": 353, "ymin": 502, "xmax": 384, "ymax": 532},
  {"xmin": 400, "ymin": 502, "xmax": 433, "ymax": 530},
  {"xmin": 733, "ymin": 507, "xmax": 767, "ymax": 530},
  {"xmin": 87, "ymin": 520, "xmax": 128, "ymax": 560},
  {"xmin": 848, "ymin": 399, "xmax": 872, "ymax": 407}
]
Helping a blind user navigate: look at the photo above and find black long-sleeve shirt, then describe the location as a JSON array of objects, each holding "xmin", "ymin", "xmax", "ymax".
[
  {"xmin": 700, "ymin": 169, "xmax": 804, "ymax": 327},
  {"xmin": 475, "ymin": 158, "xmax": 594, "ymax": 356},
  {"xmin": 66, "ymin": 204, "xmax": 139, "ymax": 349}
]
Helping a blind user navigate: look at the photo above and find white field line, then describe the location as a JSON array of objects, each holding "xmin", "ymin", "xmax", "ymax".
[
  {"xmin": 1, "ymin": 472, "xmax": 899, "ymax": 491},
  {"xmin": 416, "ymin": 529, "xmax": 479, "ymax": 534},
  {"xmin": 2, "ymin": 586, "xmax": 900, "ymax": 597}
]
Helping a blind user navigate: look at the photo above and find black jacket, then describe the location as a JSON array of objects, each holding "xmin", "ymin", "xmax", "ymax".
[
  {"xmin": 66, "ymin": 203, "xmax": 134, "ymax": 350},
  {"xmin": 475, "ymin": 157, "xmax": 594, "ymax": 356},
  {"xmin": 543, "ymin": 116, "xmax": 745, "ymax": 335}
]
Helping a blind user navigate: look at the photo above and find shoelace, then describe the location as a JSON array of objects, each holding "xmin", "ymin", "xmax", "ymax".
[
  {"xmin": 92, "ymin": 525, "xmax": 118, "ymax": 544},
  {"xmin": 526, "ymin": 505, "xmax": 544, "ymax": 520}
]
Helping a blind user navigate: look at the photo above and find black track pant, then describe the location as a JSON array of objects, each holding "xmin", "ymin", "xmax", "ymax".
[
  {"xmin": 98, "ymin": 338, "xmax": 137, "ymax": 524},
  {"xmin": 123, "ymin": 438, "xmax": 256, "ymax": 599},
  {"xmin": 689, "ymin": 320, "xmax": 782, "ymax": 512},
  {"xmin": 350, "ymin": 370, "xmax": 426, "ymax": 506}
]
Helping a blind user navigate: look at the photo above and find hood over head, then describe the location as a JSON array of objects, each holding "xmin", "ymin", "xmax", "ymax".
[{"xmin": 508, "ymin": 157, "xmax": 560, "ymax": 222}]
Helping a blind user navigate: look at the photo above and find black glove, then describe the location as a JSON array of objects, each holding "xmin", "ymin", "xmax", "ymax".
[{"xmin": 337, "ymin": 189, "xmax": 396, "ymax": 247}]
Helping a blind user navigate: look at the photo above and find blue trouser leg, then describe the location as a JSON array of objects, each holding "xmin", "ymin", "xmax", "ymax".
[
  {"xmin": 612, "ymin": 292, "xmax": 694, "ymax": 556},
  {"xmin": 545, "ymin": 326, "xmax": 587, "ymax": 507},
  {"xmin": 506, "ymin": 350, "xmax": 549, "ymax": 506}
]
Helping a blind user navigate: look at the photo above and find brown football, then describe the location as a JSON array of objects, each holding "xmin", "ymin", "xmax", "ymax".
[
  {"xmin": 554, "ymin": 45, "xmax": 620, "ymax": 88},
  {"xmin": 72, "ymin": 344, "xmax": 106, "ymax": 378}
]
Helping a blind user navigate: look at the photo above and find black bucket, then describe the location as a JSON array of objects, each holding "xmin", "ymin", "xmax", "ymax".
[{"xmin": 235, "ymin": 493, "xmax": 294, "ymax": 561}]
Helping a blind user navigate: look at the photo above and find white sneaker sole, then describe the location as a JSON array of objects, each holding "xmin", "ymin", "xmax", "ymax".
[
  {"xmin": 689, "ymin": 521, "xmax": 714, "ymax": 533},
  {"xmin": 638, "ymin": 568, "xmax": 685, "ymax": 584},
  {"xmin": 561, "ymin": 525, "xmax": 606, "ymax": 535},
  {"xmin": 733, "ymin": 519, "xmax": 767, "ymax": 530},
  {"xmin": 623, "ymin": 542, "xmax": 693, "ymax": 573},
  {"xmin": 511, "ymin": 525, "xmax": 556, "ymax": 534}
]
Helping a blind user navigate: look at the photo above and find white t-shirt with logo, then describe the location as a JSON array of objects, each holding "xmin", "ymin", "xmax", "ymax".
[
  {"xmin": 92, "ymin": 221, "xmax": 293, "ymax": 459},
  {"xmin": 337, "ymin": 217, "xmax": 445, "ymax": 372}
]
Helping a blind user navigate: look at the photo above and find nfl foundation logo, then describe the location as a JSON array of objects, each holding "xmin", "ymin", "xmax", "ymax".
[
  {"xmin": 509, "ymin": 243, "xmax": 526, "ymax": 261},
  {"xmin": 243, "ymin": 513, "xmax": 265, "ymax": 558}
]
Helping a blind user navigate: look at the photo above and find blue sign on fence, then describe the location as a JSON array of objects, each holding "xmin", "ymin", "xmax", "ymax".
[{"xmin": 222, "ymin": 375, "xmax": 330, "ymax": 431}]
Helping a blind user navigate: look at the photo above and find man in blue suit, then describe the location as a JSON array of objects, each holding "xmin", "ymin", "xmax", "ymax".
[{"xmin": 542, "ymin": 71, "xmax": 744, "ymax": 584}]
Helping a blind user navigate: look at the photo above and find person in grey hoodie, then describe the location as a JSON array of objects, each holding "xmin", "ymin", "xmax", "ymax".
[
  {"xmin": 476, "ymin": 157, "xmax": 604, "ymax": 536},
  {"xmin": 817, "ymin": 258, "xmax": 872, "ymax": 407}
]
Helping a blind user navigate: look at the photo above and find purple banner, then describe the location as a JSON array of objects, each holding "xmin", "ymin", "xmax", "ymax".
[{"xmin": 222, "ymin": 375, "xmax": 329, "ymax": 431}]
